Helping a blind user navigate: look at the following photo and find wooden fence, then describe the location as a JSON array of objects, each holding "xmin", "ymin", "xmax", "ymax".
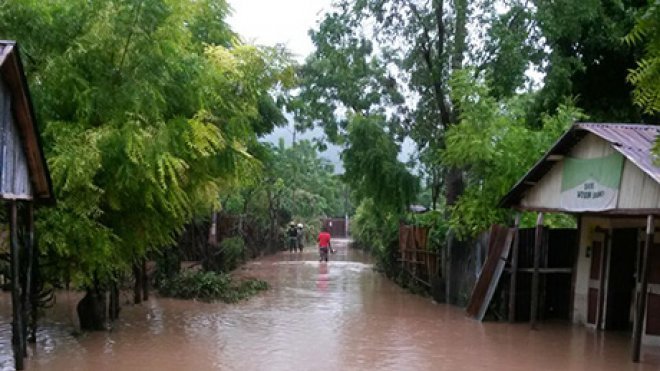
[{"xmin": 398, "ymin": 223, "xmax": 440, "ymax": 287}]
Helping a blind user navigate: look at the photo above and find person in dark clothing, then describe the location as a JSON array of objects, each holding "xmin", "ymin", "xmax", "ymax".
[
  {"xmin": 287, "ymin": 223, "xmax": 298, "ymax": 253},
  {"xmin": 296, "ymin": 223, "xmax": 304, "ymax": 252}
]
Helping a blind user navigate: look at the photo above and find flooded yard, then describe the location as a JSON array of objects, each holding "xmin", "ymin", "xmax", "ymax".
[{"xmin": 1, "ymin": 240, "xmax": 659, "ymax": 370}]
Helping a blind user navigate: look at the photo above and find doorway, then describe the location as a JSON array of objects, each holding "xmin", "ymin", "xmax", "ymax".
[{"xmin": 605, "ymin": 228, "xmax": 638, "ymax": 331}]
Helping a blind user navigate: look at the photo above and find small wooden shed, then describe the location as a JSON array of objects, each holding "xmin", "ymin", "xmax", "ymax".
[
  {"xmin": 0, "ymin": 40, "xmax": 54, "ymax": 370},
  {"xmin": 500, "ymin": 123, "xmax": 660, "ymax": 362}
]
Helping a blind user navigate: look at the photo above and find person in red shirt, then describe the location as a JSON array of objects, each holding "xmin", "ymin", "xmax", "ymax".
[{"xmin": 318, "ymin": 227, "xmax": 332, "ymax": 262}]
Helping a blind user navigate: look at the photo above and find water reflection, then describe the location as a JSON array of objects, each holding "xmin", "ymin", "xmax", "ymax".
[{"xmin": 0, "ymin": 239, "xmax": 659, "ymax": 370}]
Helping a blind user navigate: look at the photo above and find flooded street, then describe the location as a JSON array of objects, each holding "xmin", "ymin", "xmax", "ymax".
[{"xmin": 1, "ymin": 239, "xmax": 660, "ymax": 371}]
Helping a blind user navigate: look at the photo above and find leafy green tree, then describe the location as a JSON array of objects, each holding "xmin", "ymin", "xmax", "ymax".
[
  {"xmin": 442, "ymin": 71, "xmax": 581, "ymax": 237},
  {"xmin": 0, "ymin": 0, "xmax": 294, "ymax": 325},
  {"xmin": 524, "ymin": 0, "xmax": 647, "ymax": 123},
  {"xmin": 343, "ymin": 114, "xmax": 418, "ymax": 214},
  {"xmin": 626, "ymin": 1, "xmax": 660, "ymax": 115}
]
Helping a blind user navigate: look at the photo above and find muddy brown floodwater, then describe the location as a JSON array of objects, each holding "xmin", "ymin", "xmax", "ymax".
[{"xmin": 1, "ymin": 239, "xmax": 660, "ymax": 371}]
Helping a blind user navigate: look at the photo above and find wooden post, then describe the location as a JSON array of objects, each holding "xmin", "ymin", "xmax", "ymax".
[
  {"xmin": 508, "ymin": 213, "xmax": 521, "ymax": 322},
  {"xmin": 569, "ymin": 216, "xmax": 582, "ymax": 323},
  {"xmin": 446, "ymin": 230, "xmax": 454, "ymax": 304},
  {"xmin": 632, "ymin": 214, "xmax": 654, "ymax": 362},
  {"xmin": 530, "ymin": 212, "xmax": 544, "ymax": 329},
  {"xmin": 596, "ymin": 231, "xmax": 610, "ymax": 330},
  {"xmin": 24, "ymin": 203, "xmax": 34, "ymax": 343},
  {"xmin": 9, "ymin": 201, "xmax": 24, "ymax": 370}
]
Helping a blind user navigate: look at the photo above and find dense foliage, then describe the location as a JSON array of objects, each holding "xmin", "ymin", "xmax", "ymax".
[
  {"xmin": 300, "ymin": 0, "xmax": 655, "ymax": 280},
  {"xmin": 626, "ymin": 1, "xmax": 660, "ymax": 115},
  {"xmin": 0, "ymin": 0, "xmax": 293, "ymax": 291},
  {"xmin": 214, "ymin": 138, "xmax": 347, "ymax": 255},
  {"xmin": 442, "ymin": 71, "xmax": 581, "ymax": 237},
  {"xmin": 159, "ymin": 270, "xmax": 268, "ymax": 303}
]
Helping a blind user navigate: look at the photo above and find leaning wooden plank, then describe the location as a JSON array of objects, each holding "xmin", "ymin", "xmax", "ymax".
[
  {"xmin": 465, "ymin": 225, "xmax": 510, "ymax": 318},
  {"xmin": 476, "ymin": 228, "xmax": 515, "ymax": 321}
]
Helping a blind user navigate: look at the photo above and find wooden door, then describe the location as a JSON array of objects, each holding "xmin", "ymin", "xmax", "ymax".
[{"xmin": 639, "ymin": 234, "xmax": 660, "ymax": 344}]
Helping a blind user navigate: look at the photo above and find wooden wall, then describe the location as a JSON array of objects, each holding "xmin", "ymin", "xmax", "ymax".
[
  {"xmin": 0, "ymin": 79, "xmax": 32, "ymax": 200},
  {"xmin": 520, "ymin": 133, "xmax": 660, "ymax": 211}
]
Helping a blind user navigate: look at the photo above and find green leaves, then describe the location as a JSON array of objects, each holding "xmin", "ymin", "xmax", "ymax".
[
  {"xmin": 0, "ymin": 0, "xmax": 293, "ymax": 286},
  {"xmin": 443, "ymin": 71, "xmax": 583, "ymax": 238},
  {"xmin": 343, "ymin": 114, "xmax": 419, "ymax": 214},
  {"xmin": 159, "ymin": 270, "xmax": 268, "ymax": 303},
  {"xmin": 626, "ymin": 2, "xmax": 660, "ymax": 114}
]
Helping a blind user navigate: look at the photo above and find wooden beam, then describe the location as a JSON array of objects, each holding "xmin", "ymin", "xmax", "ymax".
[
  {"xmin": 569, "ymin": 216, "xmax": 582, "ymax": 323},
  {"xmin": 23, "ymin": 202, "xmax": 34, "ymax": 343},
  {"xmin": 508, "ymin": 213, "xmax": 521, "ymax": 322},
  {"xmin": 597, "ymin": 231, "xmax": 610, "ymax": 331},
  {"xmin": 530, "ymin": 212, "xmax": 544, "ymax": 329},
  {"xmin": 476, "ymin": 228, "xmax": 515, "ymax": 321},
  {"xmin": 512, "ymin": 206, "xmax": 660, "ymax": 217},
  {"xmin": 9, "ymin": 201, "xmax": 24, "ymax": 370},
  {"xmin": 632, "ymin": 215, "xmax": 654, "ymax": 362},
  {"xmin": 515, "ymin": 268, "xmax": 572, "ymax": 274}
]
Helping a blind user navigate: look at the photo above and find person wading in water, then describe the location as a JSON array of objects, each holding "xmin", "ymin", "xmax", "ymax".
[
  {"xmin": 318, "ymin": 227, "xmax": 332, "ymax": 262},
  {"xmin": 287, "ymin": 223, "xmax": 298, "ymax": 253},
  {"xmin": 296, "ymin": 223, "xmax": 304, "ymax": 252}
]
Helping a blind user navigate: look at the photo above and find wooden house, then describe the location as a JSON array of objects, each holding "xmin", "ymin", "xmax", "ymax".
[
  {"xmin": 500, "ymin": 123, "xmax": 660, "ymax": 362},
  {"xmin": 0, "ymin": 40, "xmax": 54, "ymax": 370}
]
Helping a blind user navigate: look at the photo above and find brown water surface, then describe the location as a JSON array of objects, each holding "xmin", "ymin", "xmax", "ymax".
[{"xmin": 1, "ymin": 239, "xmax": 659, "ymax": 370}]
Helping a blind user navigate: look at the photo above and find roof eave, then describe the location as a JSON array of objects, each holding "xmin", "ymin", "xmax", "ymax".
[{"xmin": 498, "ymin": 124, "xmax": 587, "ymax": 208}]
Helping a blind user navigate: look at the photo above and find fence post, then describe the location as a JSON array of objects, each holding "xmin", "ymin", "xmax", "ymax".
[
  {"xmin": 530, "ymin": 212, "xmax": 544, "ymax": 329},
  {"xmin": 508, "ymin": 213, "xmax": 521, "ymax": 322},
  {"xmin": 632, "ymin": 214, "xmax": 654, "ymax": 362}
]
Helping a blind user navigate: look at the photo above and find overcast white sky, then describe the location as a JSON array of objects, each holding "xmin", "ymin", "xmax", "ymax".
[
  {"xmin": 227, "ymin": 0, "xmax": 416, "ymax": 173},
  {"xmin": 227, "ymin": 0, "xmax": 333, "ymax": 62},
  {"xmin": 227, "ymin": 0, "xmax": 348, "ymax": 172}
]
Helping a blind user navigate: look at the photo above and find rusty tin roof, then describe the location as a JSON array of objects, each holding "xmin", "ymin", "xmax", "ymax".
[{"xmin": 499, "ymin": 122, "xmax": 660, "ymax": 209}]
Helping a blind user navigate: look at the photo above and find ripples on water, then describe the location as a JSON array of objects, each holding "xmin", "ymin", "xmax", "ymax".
[{"xmin": 1, "ymin": 240, "xmax": 659, "ymax": 370}]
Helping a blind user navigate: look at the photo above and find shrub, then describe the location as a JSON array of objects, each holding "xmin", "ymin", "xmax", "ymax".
[
  {"xmin": 159, "ymin": 270, "xmax": 268, "ymax": 303},
  {"xmin": 219, "ymin": 236, "xmax": 246, "ymax": 271}
]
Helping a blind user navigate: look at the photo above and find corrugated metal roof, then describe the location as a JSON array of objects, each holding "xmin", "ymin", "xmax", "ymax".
[
  {"xmin": 576, "ymin": 123, "xmax": 660, "ymax": 183},
  {"xmin": 499, "ymin": 122, "xmax": 660, "ymax": 209}
]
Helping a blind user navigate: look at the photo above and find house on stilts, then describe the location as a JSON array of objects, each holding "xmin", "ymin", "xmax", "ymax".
[
  {"xmin": 0, "ymin": 40, "xmax": 55, "ymax": 370},
  {"xmin": 500, "ymin": 123, "xmax": 660, "ymax": 363}
]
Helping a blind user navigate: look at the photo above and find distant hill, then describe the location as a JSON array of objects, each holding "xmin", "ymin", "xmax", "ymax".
[{"xmin": 261, "ymin": 119, "xmax": 345, "ymax": 174}]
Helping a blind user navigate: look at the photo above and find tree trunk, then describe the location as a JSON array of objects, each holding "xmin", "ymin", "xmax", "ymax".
[
  {"xmin": 77, "ymin": 287, "xmax": 107, "ymax": 331},
  {"xmin": 109, "ymin": 281, "xmax": 120, "ymax": 321},
  {"xmin": 142, "ymin": 259, "xmax": 149, "ymax": 301},
  {"xmin": 133, "ymin": 263, "xmax": 142, "ymax": 304}
]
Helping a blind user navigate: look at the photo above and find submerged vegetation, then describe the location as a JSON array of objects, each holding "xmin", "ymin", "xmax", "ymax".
[{"xmin": 159, "ymin": 271, "xmax": 268, "ymax": 303}]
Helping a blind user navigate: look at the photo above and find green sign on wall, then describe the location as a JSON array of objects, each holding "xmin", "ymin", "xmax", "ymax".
[{"xmin": 560, "ymin": 153, "xmax": 624, "ymax": 211}]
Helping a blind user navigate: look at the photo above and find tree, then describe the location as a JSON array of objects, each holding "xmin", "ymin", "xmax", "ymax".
[
  {"xmin": 0, "ymin": 0, "xmax": 294, "ymax": 328},
  {"xmin": 443, "ymin": 71, "xmax": 581, "ymax": 237},
  {"xmin": 523, "ymin": 0, "xmax": 648, "ymax": 123},
  {"xmin": 626, "ymin": 1, "xmax": 660, "ymax": 115},
  {"xmin": 343, "ymin": 114, "xmax": 418, "ymax": 214}
]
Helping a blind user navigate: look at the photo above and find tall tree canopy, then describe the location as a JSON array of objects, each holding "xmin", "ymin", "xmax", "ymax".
[{"xmin": 0, "ymin": 0, "xmax": 294, "ymax": 285}]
